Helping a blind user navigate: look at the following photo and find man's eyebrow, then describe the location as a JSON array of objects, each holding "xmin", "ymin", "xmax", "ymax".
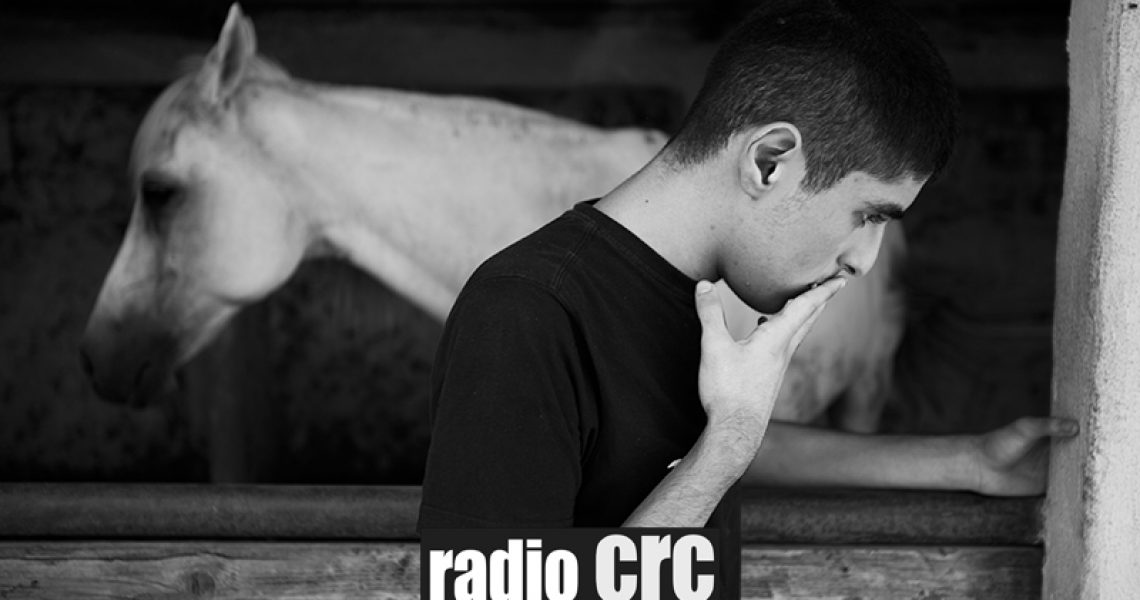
[{"xmin": 863, "ymin": 201, "xmax": 907, "ymax": 220}]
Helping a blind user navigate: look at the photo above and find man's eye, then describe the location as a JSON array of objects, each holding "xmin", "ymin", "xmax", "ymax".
[{"xmin": 861, "ymin": 213, "xmax": 890, "ymax": 226}]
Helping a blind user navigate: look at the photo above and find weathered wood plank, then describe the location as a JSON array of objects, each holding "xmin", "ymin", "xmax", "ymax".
[
  {"xmin": 0, "ymin": 542, "xmax": 1041, "ymax": 600},
  {"xmin": 0, "ymin": 542, "xmax": 421, "ymax": 600},
  {"xmin": 0, "ymin": 484, "xmax": 1044, "ymax": 545},
  {"xmin": 741, "ymin": 488, "xmax": 1043, "ymax": 546},
  {"xmin": 0, "ymin": 484, "xmax": 424, "ymax": 540},
  {"xmin": 182, "ymin": 306, "xmax": 280, "ymax": 484},
  {"xmin": 741, "ymin": 545, "xmax": 1042, "ymax": 599}
]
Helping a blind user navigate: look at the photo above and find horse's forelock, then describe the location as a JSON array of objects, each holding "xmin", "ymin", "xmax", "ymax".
[
  {"xmin": 129, "ymin": 55, "xmax": 293, "ymax": 175},
  {"xmin": 129, "ymin": 80, "xmax": 194, "ymax": 178}
]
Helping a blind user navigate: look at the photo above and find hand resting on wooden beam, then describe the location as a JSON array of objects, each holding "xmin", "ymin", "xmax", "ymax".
[{"xmin": 744, "ymin": 416, "xmax": 1078, "ymax": 496}]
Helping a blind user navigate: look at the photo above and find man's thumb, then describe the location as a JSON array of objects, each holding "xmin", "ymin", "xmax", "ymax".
[{"xmin": 694, "ymin": 280, "xmax": 729, "ymax": 338}]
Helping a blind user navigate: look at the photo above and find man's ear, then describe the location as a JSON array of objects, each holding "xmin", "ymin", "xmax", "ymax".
[{"xmin": 739, "ymin": 124, "xmax": 803, "ymax": 198}]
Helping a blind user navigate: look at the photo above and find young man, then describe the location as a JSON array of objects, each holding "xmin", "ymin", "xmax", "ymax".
[{"xmin": 419, "ymin": 0, "xmax": 1075, "ymax": 594}]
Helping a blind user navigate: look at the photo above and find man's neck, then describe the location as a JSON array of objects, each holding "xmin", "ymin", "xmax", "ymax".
[{"xmin": 595, "ymin": 158, "xmax": 727, "ymax": 283}]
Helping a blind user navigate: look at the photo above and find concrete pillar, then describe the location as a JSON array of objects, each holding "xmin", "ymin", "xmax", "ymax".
[{"xmin": 1045, "ymin": 0, "xmax": 1140, "ymax": 598}]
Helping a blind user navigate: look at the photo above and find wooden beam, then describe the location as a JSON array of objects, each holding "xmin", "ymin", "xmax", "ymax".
[
  {"xmin": 0, "ymin": 484, "xmax": 424, "ymax": 540},
  {"xmin": 0, "ymin": 541, "xmax": 1041, "ymax": 600},
  {"xmin": 0, "ymin": 541, "xmax": 421, "ymax": 600},
  {"xmin": 0, "ymin": 484, "xmax": 1042, "ymax": 545},
  {"xmin": 1045, "ymin": 0, "xmax": 1140, "ymax": 598},
  {"xmin": 741, "ymin": 488, "xmax": 1041, "ymax": 546},
  {"xmin": 0, "ymin": 10, "xmax": 1065, "ymax": 94},
  {"xmin": 0, "ymin": 11, "xmax": 715, "ymax": 106},
  {"xmin": 182, "ymin": 306, "xmax": 279, "ymax": 483},
  {"xmin": 741, "ymin": 545, "xmax": 1041, "ymax": 599}
]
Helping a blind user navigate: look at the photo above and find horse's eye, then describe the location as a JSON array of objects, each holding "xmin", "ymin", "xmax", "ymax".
[{"xmin": 140, "ymin": 177, "xmax": 179, "ymax": 214}]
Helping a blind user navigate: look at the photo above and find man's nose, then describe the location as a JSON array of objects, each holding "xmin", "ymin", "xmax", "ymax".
[{"xmin": 840, "ymin": 224, "xmax": 887, "ymax": 277}]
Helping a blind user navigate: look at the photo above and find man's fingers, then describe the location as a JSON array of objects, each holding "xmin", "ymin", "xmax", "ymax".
[
  {"xmin": 1013, "ymin": 416, "xmax": 1080, "ymax": 439},
  {"xmin": 759, "ymin": 278, "xmax": 846, "ymax": 341},
  {"xmin": 1043, "ymin": 417, "xmax": 1080, "ymax": 437},
  {"xmin": 694, "ymin": 280, "xmax": 730, "ymax": 340},
  {"xmin": 787, "ymin": 300, "xmax": 830, "ymax": 351}
]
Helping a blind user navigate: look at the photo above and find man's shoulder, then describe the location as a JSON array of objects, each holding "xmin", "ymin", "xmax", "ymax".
[{"xmin": 467, "ymin": 207, "xmax": 598, "ymax": 296}]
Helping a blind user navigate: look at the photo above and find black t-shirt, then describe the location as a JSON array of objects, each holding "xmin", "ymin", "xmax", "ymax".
[{"xmin": 419, "ymin": 201, "xmax": 741, "ymax": 595}]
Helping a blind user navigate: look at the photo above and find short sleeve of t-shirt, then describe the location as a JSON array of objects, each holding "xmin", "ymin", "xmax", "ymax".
[{"xmin": 418, "ymin": 275, "xmax": 587, "ymax": 528}]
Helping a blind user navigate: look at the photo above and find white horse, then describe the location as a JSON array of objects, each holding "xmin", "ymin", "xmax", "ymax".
[{"xmin": 80, "ymin": 6, "xmax": 905, "ymax": 433}]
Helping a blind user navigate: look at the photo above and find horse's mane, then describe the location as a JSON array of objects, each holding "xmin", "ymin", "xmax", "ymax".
[
  {"xmin": 176, "ymin": 54, "xmax": 291, "ymax": 84},
  {"xmin": 157, "ymin": 53, "xmax": 292, "ymax": 124}
]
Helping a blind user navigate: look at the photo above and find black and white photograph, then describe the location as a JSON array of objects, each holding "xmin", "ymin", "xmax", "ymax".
[{"xmin": 0, "ymin": 0, "xmax": 1136, "ymax": 597}]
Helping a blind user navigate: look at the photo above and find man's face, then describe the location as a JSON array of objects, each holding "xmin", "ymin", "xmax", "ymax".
[{"xmin": 723, "ymin": 171, "xmax": 926, "ymax": 314}]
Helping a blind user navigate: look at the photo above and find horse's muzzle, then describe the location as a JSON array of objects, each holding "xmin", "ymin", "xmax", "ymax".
[{"xmin": 79, "ymin": 320, "xmax": 179, "ymax": 407}]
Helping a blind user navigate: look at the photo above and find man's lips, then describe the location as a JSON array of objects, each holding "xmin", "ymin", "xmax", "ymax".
[{"xmin": 808, "ymin": 274, "xmax": 846, "ymax": 290}]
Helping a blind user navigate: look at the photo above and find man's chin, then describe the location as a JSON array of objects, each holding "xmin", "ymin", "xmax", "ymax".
[
  {"xmin": 754, "ymin": 285, "xmax": 820, "ymax": 314},
  {"xmin": 749, "ymin": 295, "xmax": 793, "ymax": 316},
  {"xmin": 725, "ymin": 283, "xmax": 810, "ymax": 315}
]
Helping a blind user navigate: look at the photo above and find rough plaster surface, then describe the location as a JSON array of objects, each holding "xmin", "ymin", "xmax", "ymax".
[{"xmin": 1045, "ymin": 1, "xmax": 1140, "ymax": 597}]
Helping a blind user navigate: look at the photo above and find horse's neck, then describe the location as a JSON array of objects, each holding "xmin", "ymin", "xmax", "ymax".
[{"xmin": 262, "ymin": 82, "xmax": 663, "ymax": 319}]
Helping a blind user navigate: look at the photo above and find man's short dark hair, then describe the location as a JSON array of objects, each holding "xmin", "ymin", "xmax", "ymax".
[{"xmin": 665, "ymin": 0, "xmax": 959, "ymax": 191}]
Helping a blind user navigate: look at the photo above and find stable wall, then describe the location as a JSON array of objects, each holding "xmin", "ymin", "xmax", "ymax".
[
  {"xmin": 0, "ymin": 0, "xmax": 1070, "ymax": 483},
  {"xmin": 1045, "ymin": 0, "xmax": 1140, "ymax": 597}
]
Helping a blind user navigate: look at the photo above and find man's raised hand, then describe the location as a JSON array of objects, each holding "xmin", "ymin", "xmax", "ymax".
[{"xmin": 694, "ymin": 278, "xmax": 845, "ymax": 437}]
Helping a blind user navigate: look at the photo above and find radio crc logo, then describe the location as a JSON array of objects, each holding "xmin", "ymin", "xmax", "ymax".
[{"xmin": 422, "ymin": 530, "xmax": 720, "ymax": 600}]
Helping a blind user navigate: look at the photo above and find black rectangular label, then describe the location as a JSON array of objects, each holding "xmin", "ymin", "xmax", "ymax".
[{"xmin": 420, "ymin": 528, "xmax": 721, "ymax": 600}]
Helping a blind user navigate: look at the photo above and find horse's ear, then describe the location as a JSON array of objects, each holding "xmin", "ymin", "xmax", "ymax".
[{"xmin": 197, "ymin": 4, "xmax": 258, "ymax": 105}]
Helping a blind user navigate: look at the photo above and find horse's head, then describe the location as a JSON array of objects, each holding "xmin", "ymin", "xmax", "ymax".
[{"xmin": 81, "ymin": 5, "xmax": 308, "ymax": 405}]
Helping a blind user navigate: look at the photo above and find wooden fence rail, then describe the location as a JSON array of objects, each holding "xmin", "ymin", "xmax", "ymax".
[
  {"xmin": 0, "ymin": 484, "xmax": 1041, "ymax": 544},
  {"xmin": 0, "ymin": 484, "xmax": 1044, "ymax": 599},
  {"xmin": 0, "ymin": 542, "xmax": 1041, "ymax": 600}
]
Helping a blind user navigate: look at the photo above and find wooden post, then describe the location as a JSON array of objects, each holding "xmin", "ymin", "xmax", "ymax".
[
  {"xmin": 183, "ymin": 306, "xmax": 278, "ymax": 483},
  {"xmin": 1046, "ymin": 0, "xmax": 1140, "ymax": 597}
]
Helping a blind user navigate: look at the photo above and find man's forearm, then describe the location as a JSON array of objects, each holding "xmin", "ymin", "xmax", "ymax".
[
  {"xmin": 624, "ymin": 421, "xmax": 762, "ymax": 527},
  {"xmin": 744, "ymin": 420, "xmax": 978, "ymax": 490}
]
